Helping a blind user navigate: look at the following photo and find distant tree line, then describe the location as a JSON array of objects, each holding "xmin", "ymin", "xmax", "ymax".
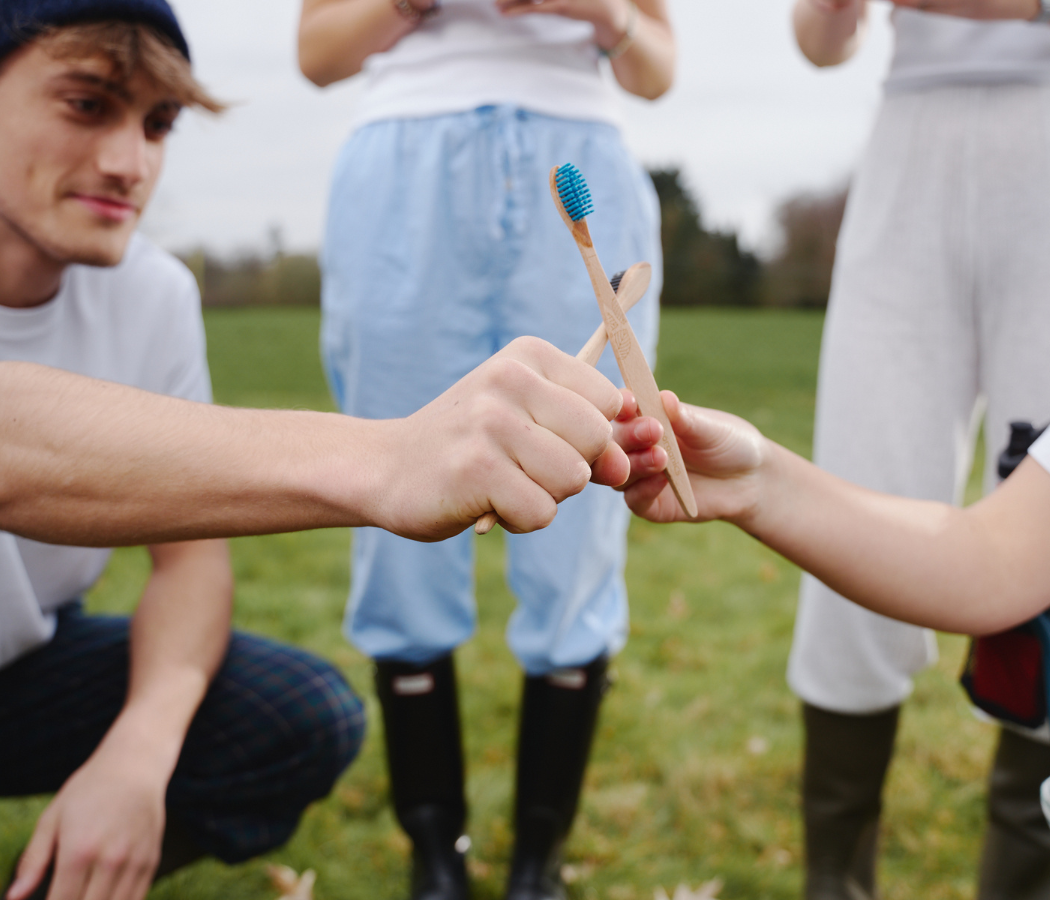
[
  {"xmin": 650, "ymin": 167, "xmax": 847, "ymax": 309},
  {"xmin": 182, "ymin": 249, "xmax": 321, "ymax": 308},
  {"xmin": 184, "ymin": 170, "xmax": 847, "ymax": 310}
]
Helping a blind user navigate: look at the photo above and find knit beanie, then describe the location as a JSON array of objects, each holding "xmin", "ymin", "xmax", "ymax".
[{"xmin": 0, "ymin": 0, "xmax": 190, "ymax": 63}]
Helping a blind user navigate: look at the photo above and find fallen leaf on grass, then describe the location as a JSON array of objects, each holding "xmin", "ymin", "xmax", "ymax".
[
  {"xmin": 746, "ymin": 735, "xmax": 769, "ymax": 756},
  {"xmin": 667, "ymin": 589, "xmax": 689, "ymax": 620},
  {"xmin": 654, "ymin": 878, "xmax": 723, "ymax": 900},
  {"xmin": 266, "ymin": 864, "xmax": 316, "ymax": 900},
  {"xmin": 467, "ymin": 858, "xmax": 492, "ymax": 879},
  {"xmin": 561, "ymin": 862, "xmax": 596, "ymax": 884}
]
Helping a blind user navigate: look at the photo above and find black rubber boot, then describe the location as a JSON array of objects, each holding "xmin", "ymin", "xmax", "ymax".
[
  {"xmin": 505, "ymin": 656, "xmax": 610, "ymax": 900},
  {"xmin": 375, "ymin": 654, "xmax": 470, "ymax": 900},
  {"xmin": 802, "ymin": 703, "xmax": 900, "ymax": 900},
  {"xmin": 977, "ymin": 728, "xmax": 1050, "ymax": 900}
]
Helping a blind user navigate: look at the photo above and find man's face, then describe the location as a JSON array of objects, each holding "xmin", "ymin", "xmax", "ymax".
[{"xmin": 0, "ymin": 40, "xmax": 180, "ymax": 268}]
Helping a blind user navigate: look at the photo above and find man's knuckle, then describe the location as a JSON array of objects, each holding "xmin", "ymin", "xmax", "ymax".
[
  {"xmin": 98, "ymin": 852, "xmax": 125, "ymax": 874},
  {"xmin": 567, "ymin": 460, "xmax": 591, "ymax": 494},
  {"xmin": 70, "ymin": 845, "xmax": 99, "ymax": 869}
]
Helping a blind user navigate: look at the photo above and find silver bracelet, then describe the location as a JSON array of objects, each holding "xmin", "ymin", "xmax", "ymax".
[
  {"xmin": 601, "ymin": 1, "xmax": 638, "ymax": 60},
  {"xmin": 1033, "ymin": 0, "xmax": 1050, "ymax": 23},
  {"xmin": 391, "ymin": 0, "xmax": 439, "ymax": 22}
]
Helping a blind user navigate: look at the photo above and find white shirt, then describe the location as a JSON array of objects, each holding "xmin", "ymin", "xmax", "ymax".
[
  {"xmin": 351, "ymin": 0, "xmax": 620, "ymax": 130},
  {"xmin": 0, "ymin": 234, "xmax": 212, "ymax": 667},
  {"xmin": 1029, "ymin": 427, "xmax": 1050, "ymax": 474},
  {"xmin": 885, "ymin": 9, "xmax": 1050, "ymax": 93}
]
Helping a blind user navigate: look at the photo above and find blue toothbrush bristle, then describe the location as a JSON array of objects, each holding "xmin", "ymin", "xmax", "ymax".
[{"xmin": 555, "ymin": 163, "xmax": 594, "ymax": 222}]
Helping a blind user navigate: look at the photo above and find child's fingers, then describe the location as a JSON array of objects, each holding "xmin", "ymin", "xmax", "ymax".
[
  {"xmin": 623, "ymin": 474, "xmax": 674, "ymax": 520},
  {"xmin": 615, "ymin": 445, "xmax": 669, "ymax": 493},
  {"xmin": 590, "ymin": 442, "xmax": 631, "ymax": 488},
  {"xmin": 614, "ymin": 388, "xmax": 639, "ymax": 422},
  {"xmin": 612, "ymin": 414, "xmax": 663, "ymax": 453}
]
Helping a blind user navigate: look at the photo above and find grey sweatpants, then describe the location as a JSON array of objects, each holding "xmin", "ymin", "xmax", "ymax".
[{"xmin": 788, "ymin": 83, "xmax": 1050, "ymax": 715}]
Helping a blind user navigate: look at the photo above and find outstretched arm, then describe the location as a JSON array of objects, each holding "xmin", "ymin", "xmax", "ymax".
[
  {"xmin": 616, "ymin": 391, "xmax": 1050, "ymax": 636},
  {"xmin": 793, "ymin": 0, "xmax": 868, "ymax": 67},
  {"xmin": 0, "ymin": 341, "xmax": 627, "ymax": 545}
]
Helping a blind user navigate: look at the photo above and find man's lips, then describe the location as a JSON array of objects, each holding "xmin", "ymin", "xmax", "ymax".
[{"xmin": 70, "ymin": 193, "xmax": 139, "ymax": 223}]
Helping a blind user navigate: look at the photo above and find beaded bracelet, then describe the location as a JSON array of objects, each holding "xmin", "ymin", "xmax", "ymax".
[
  {"xmin": 602, "ymin": 0, "xmax": 638, "ymax": 60},
  {"xmin": 391, "ymin": 0, "xmax": 439, "ymax": 23}
]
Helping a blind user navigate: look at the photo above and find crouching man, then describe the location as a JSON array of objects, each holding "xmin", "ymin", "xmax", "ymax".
[{"xmin": 0, "ymin": 3, "xmax": 365, "ymax": 898}]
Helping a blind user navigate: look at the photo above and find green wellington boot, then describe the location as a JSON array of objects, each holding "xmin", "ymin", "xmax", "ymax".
[
  {"xmin": 802, "ymin": 703, "xmax": 899, "ymax": 900},
  {"xmin": 977, "ymin": 727, "xmax": 1050, "ymax": 900}
]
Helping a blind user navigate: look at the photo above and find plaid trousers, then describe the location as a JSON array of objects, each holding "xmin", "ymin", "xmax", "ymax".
[{"xmin": 0, "ymin": 605, "xmax": 365, "ymax": 863}]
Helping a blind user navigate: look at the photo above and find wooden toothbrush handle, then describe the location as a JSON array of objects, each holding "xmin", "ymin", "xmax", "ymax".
[
  {"xmin": 577, "ymin": 242, "xmax": 699, "ymax": 520},
  {"xmin": 474, "ymin": 265, "xmax": 652, "ymax": 536},
  {"xmin": 576, "ymin": 263, "xmax": 650, "ymax": 367}
]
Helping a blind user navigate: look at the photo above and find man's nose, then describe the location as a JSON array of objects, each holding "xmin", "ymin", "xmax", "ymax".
[{"xmin": 95, "ymin": 118, "xmax": 151, "ymax": 186}]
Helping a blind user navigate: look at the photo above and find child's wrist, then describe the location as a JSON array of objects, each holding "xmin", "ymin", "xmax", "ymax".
[{"xmin": 727, "ymin": 438, "xmax": 777, "ymax": 534}]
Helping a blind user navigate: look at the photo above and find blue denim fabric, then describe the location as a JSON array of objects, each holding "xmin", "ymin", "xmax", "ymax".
[
  {"xmin": 0, "ymin": 605, "xmax": 365, "ymax": 863},
  {"xmin": 321, "ymin": 106, "xmax": 662, "ymax": 673}
]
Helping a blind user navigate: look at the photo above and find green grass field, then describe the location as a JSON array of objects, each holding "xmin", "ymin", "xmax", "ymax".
[{"xmin": 1, "ymin": 308, "xmax": 994, "ymax": 899}]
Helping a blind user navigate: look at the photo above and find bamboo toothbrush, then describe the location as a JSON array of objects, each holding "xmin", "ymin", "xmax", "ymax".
[
  {"xmin": 549, "ymin": 162, "xmax": 697, "ymax": 519},
  {"xmin": 576, "ymin": 262, "xmax": 650, "ymax": 366},
  {"xmin": 474, "ymin": 262, "xmax": 652, "ymax": 535}
]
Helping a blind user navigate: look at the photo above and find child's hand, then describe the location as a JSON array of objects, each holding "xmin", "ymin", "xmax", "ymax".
[
  {"xmin": 613, "ymin": 390, "xmax": 768, "ymax": 525},
  {"xmin": 888, "ymin": 0, "xmax": 1038, "ymax": 19}
]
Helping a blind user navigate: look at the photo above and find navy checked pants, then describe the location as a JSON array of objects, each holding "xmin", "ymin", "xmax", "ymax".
[{"xmin": 0, "ymin": 605, "xmax": 365, "ymax": 863}]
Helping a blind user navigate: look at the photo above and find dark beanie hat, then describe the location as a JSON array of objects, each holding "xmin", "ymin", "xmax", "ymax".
[{"xmin": 0, "ymin": 0, "xmax": 190, "ymax": 64}]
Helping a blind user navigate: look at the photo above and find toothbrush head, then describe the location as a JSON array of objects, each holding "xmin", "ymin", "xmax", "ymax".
[
  {"xmin": 610, "ymin": 270, "xmax": 626, "ymax": 294},
  {"xmin": 554, "ymin": 164, "xmax": 594, "ymax": 222}
]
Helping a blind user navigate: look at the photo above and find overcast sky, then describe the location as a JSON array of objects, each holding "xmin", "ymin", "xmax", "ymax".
[{"xmin": 140, "ymin": 0, "xmax": 895, "ymax": 258}]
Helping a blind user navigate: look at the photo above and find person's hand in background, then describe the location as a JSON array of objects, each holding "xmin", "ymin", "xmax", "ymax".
[{"xmin": 496, "ymin": 0, "xmax": 676, "ymax": 98}]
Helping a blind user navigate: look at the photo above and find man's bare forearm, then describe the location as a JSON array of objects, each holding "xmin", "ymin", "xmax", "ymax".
[
  {"xmin": 106, "ymin": 541, "xmax": 234, "ymax": 782},
  {"xmin": 0, "ymin": 342, "xmax": 628, "ymax": 546},
  {"xmin": 0, "ymin": 362, "xmax": 383, "ymax": 545},
  {"xmin": 793, "ymin": 0, "xmax": 867, "ymax": 67}
]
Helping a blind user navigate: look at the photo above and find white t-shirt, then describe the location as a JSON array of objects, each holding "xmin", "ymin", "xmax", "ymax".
[
  {"xmin": 885, "ymin": 9, "xmax": 1050, "ymax": 93},
  {"xmin": 351, "ymin": 0, "xmax": 620, "ymax": 130},
  {"xmin": 0, "ymin": 234, "xmax": 212, "ymax": 668},
  {"xmin": 1028, "ymin": 428, "xmax": 1050, "ymax": 474}
]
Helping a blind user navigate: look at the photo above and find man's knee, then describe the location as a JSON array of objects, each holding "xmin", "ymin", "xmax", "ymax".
[
  {"xmin": 185, "ymin": 631, "xmax": 366, "ymax": 800},
  {"xmin": 226, "ymin": 632, "xmax": 366, "ymax": 786},
  {"xmin": 169, "ymin": 634, "xmax": 366, "ymax": 863}
]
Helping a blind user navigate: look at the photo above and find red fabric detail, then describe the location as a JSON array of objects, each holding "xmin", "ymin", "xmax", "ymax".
[{"xmin": 970, "ymin": 630, "xmax": 1044, "ymax": 722}]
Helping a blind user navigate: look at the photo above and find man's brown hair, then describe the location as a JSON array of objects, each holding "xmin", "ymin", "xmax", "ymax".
[{"xmin": 37, "ymin": 20, "xmax": 223, "ymax": 112}]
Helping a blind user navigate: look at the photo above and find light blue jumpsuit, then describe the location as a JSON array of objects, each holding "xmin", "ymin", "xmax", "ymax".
[{"xmin": 321, "ymin": 70, "xmax": 661, "ymax": 678}]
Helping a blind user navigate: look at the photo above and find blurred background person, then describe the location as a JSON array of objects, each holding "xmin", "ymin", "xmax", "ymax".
[
  {"xmin": 296, "ymin": 1, "xmax": 674, "ymax": 898},
  {"xmin": 789, "ymin": 1, "xmax": 1050, "ymax": 898}
]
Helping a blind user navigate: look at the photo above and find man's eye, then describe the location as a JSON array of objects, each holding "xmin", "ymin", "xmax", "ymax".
[
  {"xmin": 145, "ymin": 116, "xmax": 176, "ymax": 139},
  {"xmin": 68, "ymin": 97, "xmax": 103, "ymax": 116}
]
